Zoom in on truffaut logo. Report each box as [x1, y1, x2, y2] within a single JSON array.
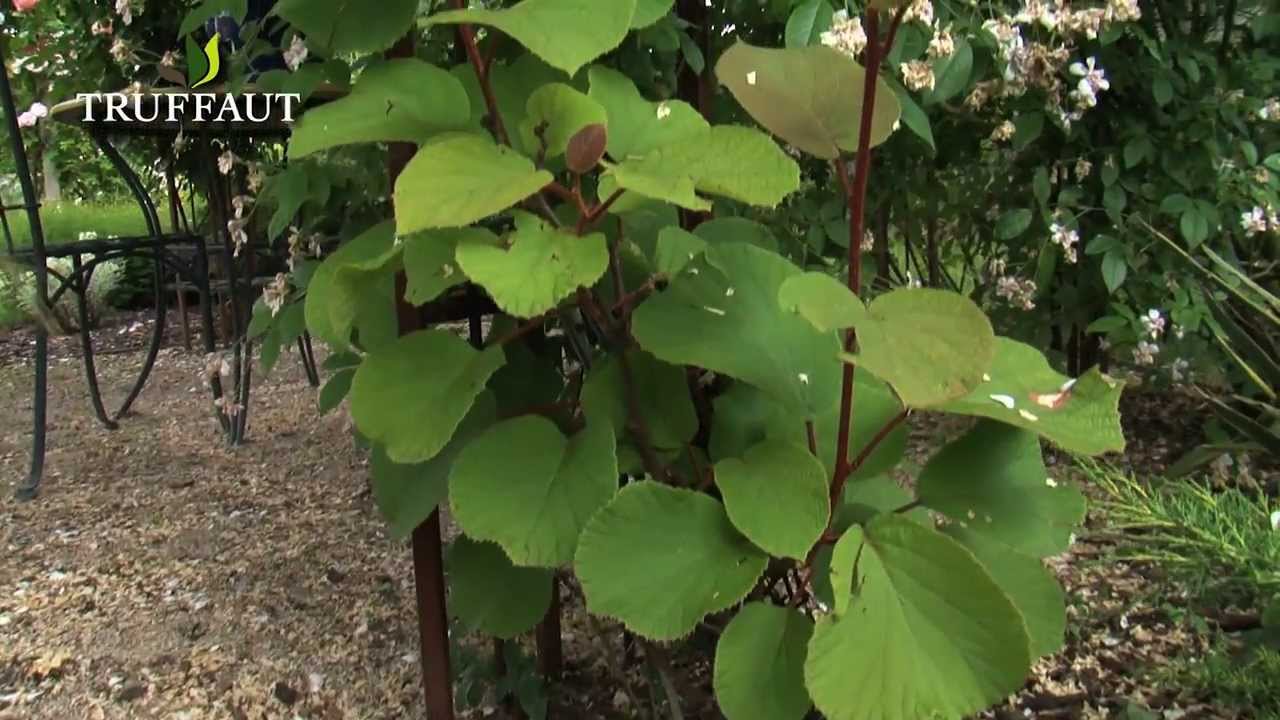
[[188, 32, 222, 89], [75, 32, 301, 125]]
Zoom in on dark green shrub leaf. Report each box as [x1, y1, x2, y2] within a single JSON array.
[[937, 337, 1126, 455], [918, 420, 1085, 557], [447, 536, 553, 639], [276, 0, 417, 54], [318, 368, 355, 415], [574, 482, 768, 641], [588, 65, 708, 162], [350, 330, 506, 464], [714, 603, 814, 720], [633, 243, 842, 417], [945, 526, 1067, 658], [581, 350, 698, 451], [805, 516, 1031, 720], [303, 221, 400, 352], [607, 125, 801, 210], [450, 417, 617, 568], [370, 391, 496, 539], [393, 133, 554, 233], [778, 271, 866, 333], [402, 228, 502, 306], [428, 0, 638, 76], [290, 60, 472, 157], [714, 440, 830, 559], [994, 209, 1033, 240], [785, 0, 835, 49], [455, 212, 609, 318]]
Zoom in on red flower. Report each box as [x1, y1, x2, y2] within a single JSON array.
[[12, 0, 41, 12]]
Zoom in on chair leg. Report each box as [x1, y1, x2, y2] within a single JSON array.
[[116, 256, 167, 419], [175, 274, 192, 351], [233, 339, 253, 445], [194, 240, 231, 435], [15, 329, 47, 501], [71, 256, 118, 430], [299, 333, 320, 388]]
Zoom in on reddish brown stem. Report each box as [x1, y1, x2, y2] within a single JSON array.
[[449, 0, 509, 146], [830, 9, 884, 506], [847, 410, 908, 477], [805, 420, 818, 457]]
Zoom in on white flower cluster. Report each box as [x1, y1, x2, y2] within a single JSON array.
[[283, 36, 309, 72], [1049, 222, 1080, 264], [287, 226, 324, 270], [901, 60, 935, 92], [262, 273, 289, 317], [1259, 98, 1280, 121], [1169, 357, 1190, 383], [115, 0, 136, 26], [989, 258, 1037, 310], [1132, 340, 1159, 366], [903, 0, 934, 26], [927, 25, 955, 59], [1140, 309, 1165, 340], [820, 10, 867, 58], [1068, 57, 1110, 110], [990, 120, 1016, 142], [1240, 205, 1277, 237]]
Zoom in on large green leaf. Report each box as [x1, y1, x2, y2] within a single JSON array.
[[654, 226, 708, 275], [394, 133, 554, 233], [427, 0, 638, 76], [778, 271, 865, 332], [455, 211, 609, 318], [290, 60, 471, 157], [844, 288, 995, 408], [402, 228, 502, 306], [574, 482, 768, 641], [450, 417, 617, 568], [452, 53, 570, 158], [607, 125, 801, 211], [708, 369, 905, 482], [805, 516, 1032, 720], [303, 221, 399, 352], [350, 330, 506, 464], [276, 0, 418, 54], [633, 243, 841, 417], [447, 536, 553, 639], [715, 440, 830, 559], [945, 526, 1067, 659], [371, 391, 498, 539], [937, 337, 1126, 455], [714, 603, 814, 720], [518, 83, 607, 159], [632, 0, 674, 27], [715, 41, 901, 160], [917, 420, 1085, 557], [587, 65, 708, 161], [581, 350, 698, 451]]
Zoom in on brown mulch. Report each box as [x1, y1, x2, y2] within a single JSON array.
[[0, 311, 1260, 719]]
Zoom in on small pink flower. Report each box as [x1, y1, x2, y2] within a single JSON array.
[[12, 0, 41, 13]]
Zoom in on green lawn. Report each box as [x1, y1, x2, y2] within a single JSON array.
[[2, 200, 159, 251], [1, 200, 162, 328]]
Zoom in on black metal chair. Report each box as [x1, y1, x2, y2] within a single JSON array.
[[0, 40, 223, 501]]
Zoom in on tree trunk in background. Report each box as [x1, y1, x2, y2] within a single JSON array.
[[41, 151, 59, 203]]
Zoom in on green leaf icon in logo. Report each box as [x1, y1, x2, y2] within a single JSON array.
[[186, 33, 221, 89]]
